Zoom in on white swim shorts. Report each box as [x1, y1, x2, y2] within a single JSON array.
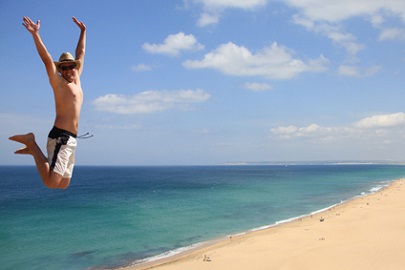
[[47, 126, 77, 178]]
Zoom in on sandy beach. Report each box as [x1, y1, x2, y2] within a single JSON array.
[[125, 179, 405, 270]]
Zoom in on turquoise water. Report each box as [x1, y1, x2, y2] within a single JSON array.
[[1, 164, 405, 269]]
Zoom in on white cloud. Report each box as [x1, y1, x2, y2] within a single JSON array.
[[189, 0, 405, 49], [338, 64, 381, 77], [271, 124, 336, 139], [354, 112, 405, 129], [93, 89, 210, 114], [198, 0, 267, 9], [293, 16, 364, 58], [143, 32, 204, 56], [271, 125, 299, 138], [190, 0, 405, 29], [243, 82, 272, 91], [132, 64, 153, 72], [337, 65, 360, 77], [327, 28, 364, 56], [183, 42, 329, 79], [190, 0, 267, 26], [379, 27, 405, 41], [187, 0, 405, 68], [271, 112, 405, 140], [285, 0, 405, 23], [198, 12, 220, 27], [289, 1, 405, 56]]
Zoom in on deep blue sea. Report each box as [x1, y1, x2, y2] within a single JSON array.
[[1, 164, 405, 270]]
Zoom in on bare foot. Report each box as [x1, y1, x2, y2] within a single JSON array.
[[9, 133, 36, 155], [14, 146, 31, 155], [9, 133, 35, 145]]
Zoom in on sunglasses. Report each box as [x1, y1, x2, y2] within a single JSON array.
[[60, 64, 76, 71]]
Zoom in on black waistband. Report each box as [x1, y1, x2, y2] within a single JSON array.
[[48, 126, 77, 139]]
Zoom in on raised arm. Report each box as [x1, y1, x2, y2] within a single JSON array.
[[72, 17, 86, 76], [22, 17, 57, 80]]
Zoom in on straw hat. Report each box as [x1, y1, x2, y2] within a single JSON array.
[[54, 52, 81, 69]]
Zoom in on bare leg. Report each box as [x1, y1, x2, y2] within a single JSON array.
[[9, 133, 65, 189]]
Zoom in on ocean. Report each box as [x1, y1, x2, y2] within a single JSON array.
[[1, 164, 405, 270]]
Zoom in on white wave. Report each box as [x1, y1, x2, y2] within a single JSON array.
[[131, 243, 203, 266]]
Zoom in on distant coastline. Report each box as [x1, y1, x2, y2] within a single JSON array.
[[2, 160, 405, 167], [223, 160, 405, 166]]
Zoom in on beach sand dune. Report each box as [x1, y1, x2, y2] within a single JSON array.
[[127, 179, 405, 270]]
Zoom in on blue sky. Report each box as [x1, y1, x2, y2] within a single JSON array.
[[1, 0, 405, 165]]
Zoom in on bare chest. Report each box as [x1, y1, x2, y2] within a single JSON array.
[[55, 81, 83, 110]]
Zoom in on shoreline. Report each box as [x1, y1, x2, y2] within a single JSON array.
[[121, 179, 404, 270]]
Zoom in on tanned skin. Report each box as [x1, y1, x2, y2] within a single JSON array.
[[9, 16, 86, 189]]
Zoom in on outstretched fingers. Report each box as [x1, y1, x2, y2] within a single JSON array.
[[22, 16, 31, 25], [72, 16, 86, 31], [22, 17, 40, 31]]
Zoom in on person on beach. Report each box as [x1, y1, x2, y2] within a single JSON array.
[[9, 16, 86, 189]]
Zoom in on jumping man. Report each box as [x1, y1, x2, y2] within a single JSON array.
[[9, 16, 86, 189]]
